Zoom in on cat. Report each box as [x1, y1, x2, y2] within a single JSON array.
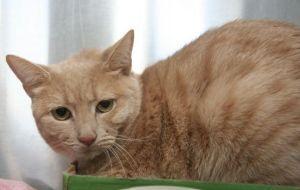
[[6, 20, 300, 185]]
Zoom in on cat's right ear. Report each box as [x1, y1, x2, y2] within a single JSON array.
[[6, 55, 50, 96], [102, 30, 134, 75]]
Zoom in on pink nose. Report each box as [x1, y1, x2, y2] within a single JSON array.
[[78, 135, 96, 146]]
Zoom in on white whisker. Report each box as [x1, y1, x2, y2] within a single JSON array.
[[64, 142, 77, 146], [109, 147, 126, 176], [104, 149, 113, 175], [117, 134, 155, 141], [113, 144, 135, 171], [115, 137, 145, 142], [114, 143, 138, 168], [97, 142, 114, 147]]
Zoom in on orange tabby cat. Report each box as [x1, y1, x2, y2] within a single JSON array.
[[6, 20, 300, 185]]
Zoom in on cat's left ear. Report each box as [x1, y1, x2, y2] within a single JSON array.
[[103, 30, 134, 75], [6, 55, 50, 96]]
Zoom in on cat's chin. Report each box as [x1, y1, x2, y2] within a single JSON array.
[[73, 150, 108, 174], [75, 149, 104, 162]]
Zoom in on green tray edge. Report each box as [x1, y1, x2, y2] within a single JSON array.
[[63, 172, 70, 190], [63, 172, 300, 190]]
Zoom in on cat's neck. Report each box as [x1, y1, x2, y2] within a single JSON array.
[[110, 64, 165, 176], [120, 65, 162, 138], [121, 64, 164, 139], [118, 60, 202, 178]]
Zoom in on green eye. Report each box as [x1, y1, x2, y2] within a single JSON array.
[[96, 99, 114, 113], [51, 107, 72, 121]]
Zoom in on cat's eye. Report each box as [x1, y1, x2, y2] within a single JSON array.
[[96, 99, 114, 113], [51, 107, 72, 121]]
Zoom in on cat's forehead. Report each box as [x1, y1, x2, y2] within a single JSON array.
[[43, 70, 118, 105], [49, 50, 111, 82], [51, 50, 105, 74], [51, 60, 98, 78], [44, 51, 119, 103]]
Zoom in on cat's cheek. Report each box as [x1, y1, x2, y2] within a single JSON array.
[[49, 142, 76, 160], [55, 145, 76, 160], [40, 131, 73, 158], [37, 117, 61, 137], [110, 103, 132, 124], [36, 116, 76, 159], [42, 130, 76, 159], [111, 111, 129, 124]]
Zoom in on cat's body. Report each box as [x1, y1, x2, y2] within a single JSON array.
[[6, 20, 300, 185]]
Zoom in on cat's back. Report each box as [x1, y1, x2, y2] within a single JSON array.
[[188, 20, 300, 129], [145, 20, 300, 184], [153, 20, 300, 118], [154, 20, 300, 84]]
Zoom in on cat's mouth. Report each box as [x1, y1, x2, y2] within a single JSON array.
[[68, 136, 117, 162], [72, 149, 109, 174], [75, 147, 105, 161], [75, 141, 115, 161]]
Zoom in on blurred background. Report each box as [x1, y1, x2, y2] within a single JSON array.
[[1, 0, 300, 189]]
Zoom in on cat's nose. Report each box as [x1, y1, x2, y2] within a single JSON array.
[[78, 135, 96, 146]]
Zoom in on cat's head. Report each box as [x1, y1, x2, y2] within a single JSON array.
[[6, 30, 142, 161]]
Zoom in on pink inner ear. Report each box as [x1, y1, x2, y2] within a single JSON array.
[[22, 66, 47, 85], [6, 55, 50, 98], [108, 55, 132, 75], [103, 30, 134, 75], [6, 55, 50, 87]]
